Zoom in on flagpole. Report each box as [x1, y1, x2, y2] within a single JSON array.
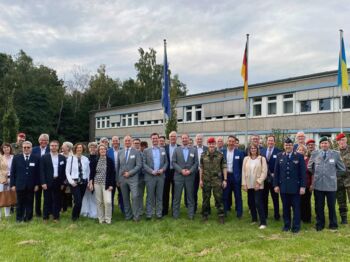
[[245, 34, 249, 148], [339, 30, 344, 133], [163, 39, 167, 132]]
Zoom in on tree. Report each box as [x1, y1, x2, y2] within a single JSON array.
[[2, 90, 19, 143]]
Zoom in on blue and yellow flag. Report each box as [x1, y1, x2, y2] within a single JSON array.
[[338, 35, 349, 91]]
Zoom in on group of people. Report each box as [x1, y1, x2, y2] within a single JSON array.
[[1, 130, 350, 233]]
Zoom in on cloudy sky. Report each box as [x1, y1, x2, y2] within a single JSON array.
[[0, 0, 349, 94]]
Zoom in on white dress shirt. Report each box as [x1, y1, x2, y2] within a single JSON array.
[[226, 149, 234, 173], [51, 153, 59, 178]]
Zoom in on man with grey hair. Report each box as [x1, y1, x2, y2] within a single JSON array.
[[11, 141, 40, 222], [293, 131, 306, 151], [32, 133, 50, 217], [100, 137, 110, 148]]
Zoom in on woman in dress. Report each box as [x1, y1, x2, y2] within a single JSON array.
[[0, 143, 14, 218], [242, 144, 268, 229], [80, 142, 98, 219], [89, 144, 115, 224], [65, 143, 90, 221], [297, 145, 312, 223]]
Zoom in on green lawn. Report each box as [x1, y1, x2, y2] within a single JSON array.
[[1, 194, 350, 262]]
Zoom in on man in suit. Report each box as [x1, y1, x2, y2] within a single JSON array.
[[162, 131, 178, 216], [172, 133, 198, 219], [293, 131, 306, 151], [118, 135, 142, 221], [274, 137, 306, 233], [191, 134, 208, 213], [40, 140, 66, 223], [143, 133, 168, 219], [308, 136, 346, 231], [222, 135, 245, 218], [261, 135, 281, 220], [216, 136, 225, 153], [10, 141, 40, 222], [107, 136, 124, 214], [133, 138, 145, 217], [32, 133, 50, 217], [159, 136, 166, 148]]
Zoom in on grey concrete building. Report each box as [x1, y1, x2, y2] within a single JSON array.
[[90, 70, 350, 145]]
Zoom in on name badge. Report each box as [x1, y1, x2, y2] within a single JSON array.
[[273, 155, 277, 158], [235, 156, 240, 159], [29, 163, 35, 167], [130, 155, 135, 159], [161, 152, 166, 156], [329, 159, 335, 163], [293, 160, 299, 164], [60, 161, 65, 165], [190, 153, 194, 157]]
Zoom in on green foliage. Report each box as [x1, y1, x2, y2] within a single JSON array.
[[271, 128, 288, 150], [2, 91, 19, 143]]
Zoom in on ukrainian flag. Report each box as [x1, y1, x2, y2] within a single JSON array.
[[338, 35, 349, 91]]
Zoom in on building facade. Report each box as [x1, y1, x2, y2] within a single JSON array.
[[90, 70, 350, 144]]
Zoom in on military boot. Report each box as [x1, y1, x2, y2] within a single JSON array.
[[341, 216, 348, 224]]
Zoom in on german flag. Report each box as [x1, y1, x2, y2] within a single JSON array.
[[241, 40, 248, 100]]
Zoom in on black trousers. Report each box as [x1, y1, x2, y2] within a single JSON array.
[[263, 180, 280, 219], [314, 190, 338, 230], [35, 186, 42, 216], [16, 188, 34, 222], [43, 181, 62, 220], [163, 169, 175, 216], [248, 189, 266, 225], [70, 182, 87, 220], [300, 188, 312, 223]]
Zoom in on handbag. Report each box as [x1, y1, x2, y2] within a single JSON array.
[[0, 190, 16, 207]]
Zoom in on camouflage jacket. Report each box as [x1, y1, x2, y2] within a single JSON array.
[[200, 150, 227, 179], [339, 146, 350, 185]]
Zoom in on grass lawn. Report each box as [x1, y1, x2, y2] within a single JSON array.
[[1, 193, 350, 262]]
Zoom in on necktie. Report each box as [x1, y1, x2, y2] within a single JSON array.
[[78, 157, 83, 180], [125, 148, 129, 162], [267, 149, 272, 161], [25, 155, 29, 163], [323, 151, 327, 160]]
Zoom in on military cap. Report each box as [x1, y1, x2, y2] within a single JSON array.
[[336, 133, 346, 141], [17, 132, 26, 138], [284, 137, 293, 144], [207, 137, 216, 144], [306, 139, 315, 145], [319, 136, 329, 143]]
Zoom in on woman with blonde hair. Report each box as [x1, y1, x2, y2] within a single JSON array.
[[0, 143, 14, 218], [242, 144, 268, 229]]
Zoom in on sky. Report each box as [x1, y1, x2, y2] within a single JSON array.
[[0, 0, 349, 94]]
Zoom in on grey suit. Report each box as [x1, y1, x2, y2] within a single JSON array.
[[172, 146, 198, 218], [137, 152, 145, 217], [143, 147, 168, 218], [118, 147, 142, 220]]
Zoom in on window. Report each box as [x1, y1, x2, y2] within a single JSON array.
[[96, 118, 101, 129], [106, 120, 110, 128], [184, 105, 202, 122], [121, 115, 126, 127], [319, 98, 331, 111], [154, 120, 159, 124], [300, 100, 312, 113], [343, 96, 350, 109], [283, 94, 294, 114], [267, 96, 277, 115], [253, 97, 262, 116]]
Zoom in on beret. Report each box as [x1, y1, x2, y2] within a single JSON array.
[[319, 136, 329, 143], [336, 133, 346, 141], [17, 132, 26, 138], [306, 139, 315, 145], [207, 137, 216, 144]]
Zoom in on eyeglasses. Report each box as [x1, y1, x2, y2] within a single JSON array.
[[23, 147, 31, 149]]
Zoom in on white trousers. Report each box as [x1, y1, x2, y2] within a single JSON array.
[[94, 184, 112, 223]]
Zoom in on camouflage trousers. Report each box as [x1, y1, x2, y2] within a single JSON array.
[[336, 182, 350, 217], [202, 177, 224, 217]]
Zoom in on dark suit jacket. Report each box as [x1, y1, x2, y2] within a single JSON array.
[[273, 151, 306, 194], [164, 144, 180, 175], [32, 146, 50, 157], [222, 148, 245, 181], [260, 147, 281, 175], [90, 156, 116, 189], [10, 154, 40, 190], [40, 154, 66, 188]]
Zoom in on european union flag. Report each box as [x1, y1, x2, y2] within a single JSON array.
[[162, 39, 171, 120]]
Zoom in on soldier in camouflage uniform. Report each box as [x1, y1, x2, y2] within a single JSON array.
[[11, 132, 26, 155], [336, 133, 350, 224], [200, 137, 227, 224]]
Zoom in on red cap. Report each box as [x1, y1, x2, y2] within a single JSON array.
[[306, 139, 315, 145], [207, 137, 216, 144], [336, 133, 346, 141], [17, 132, 26, 138]]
